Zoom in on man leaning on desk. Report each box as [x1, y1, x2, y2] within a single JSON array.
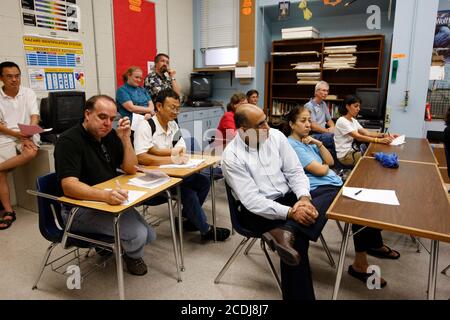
[[54, 95, 156, 276], [133, 88, 230, 242]]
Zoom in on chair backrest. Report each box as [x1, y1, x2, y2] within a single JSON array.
[[224, 181, 258, 238], [36, 172, 64, 243]]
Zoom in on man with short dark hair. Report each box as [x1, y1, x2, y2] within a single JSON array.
[[54, 95, 156, 275], [0, 61, 40, 230], [144, 53, 181, 103], [134, 88, 230, 242], [222, 104, 320, 300]]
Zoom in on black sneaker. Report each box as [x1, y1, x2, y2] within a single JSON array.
[[175, 217, 199, 232], [201, 226, 231, 242], [123, 255, 148, 276]]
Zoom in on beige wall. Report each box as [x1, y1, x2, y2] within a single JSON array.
[[0, 0, 193, 206], [0, 0, 193, 98]]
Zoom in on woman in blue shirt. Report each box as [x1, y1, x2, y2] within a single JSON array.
[[286, 105, 399, 288], [116, 66, 155, 124]]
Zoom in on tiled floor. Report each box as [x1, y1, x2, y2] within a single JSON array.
[[0, 182, 449, 300]]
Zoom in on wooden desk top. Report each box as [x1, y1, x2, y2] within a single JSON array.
[[365, 137, 437, 164], [142, 155, 221, 178], [327, 157, 450, 242], [433, 146, 447, 168], [59, 175, 182, 214]]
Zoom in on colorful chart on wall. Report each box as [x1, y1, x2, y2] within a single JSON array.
[[23, 36, 85, 91], [113, 0, 156, 87], [21, 0, 80, 33]]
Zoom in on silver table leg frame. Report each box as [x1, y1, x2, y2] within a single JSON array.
[[427, 240, 439, 300], [113, 216, 125, 300], [176, 185, 185, 271], [210, 166, 217, 242], [166, 190, 182, 282], [332, 222, 351, 300], [319, 234, 335, 268], [32, 242, 58, 289]]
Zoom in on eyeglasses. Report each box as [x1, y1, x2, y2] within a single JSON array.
[[3, 74, 20, 80], [101, 143, 111, 163], [165, 105, 180, 113]]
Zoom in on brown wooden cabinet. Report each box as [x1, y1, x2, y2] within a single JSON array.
[[268, 34, 384, 123]]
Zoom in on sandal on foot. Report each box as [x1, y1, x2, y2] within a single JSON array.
[[367, 245, 400, 260], [348, 265, 387, 288], [0, 211, 16, 230]]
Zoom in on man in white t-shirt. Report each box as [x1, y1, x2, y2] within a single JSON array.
[[0, 61, 40, 230], [134, 88, 230, 242]]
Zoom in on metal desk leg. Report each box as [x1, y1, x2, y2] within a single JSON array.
[[176, 185, 185, 271], [332, 222, 351, 300], [166, 190, 182, 282], [114, 216, 125, 300], [427, 240, 439, 300], [210, 165, 217, 242]]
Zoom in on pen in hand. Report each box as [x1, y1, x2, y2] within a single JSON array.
[[354, 189, 363, 196], [115, 179, 129, 201]]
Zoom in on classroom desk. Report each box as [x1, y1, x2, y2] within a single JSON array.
[[59, 174, 182, 300], [142, 154, 222, 271], [365, 137, 437, 164], [327, 157, 450, 300]]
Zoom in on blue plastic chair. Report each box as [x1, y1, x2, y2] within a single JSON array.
[[30, 172, 114, 290], [213, 181, 282, 293]]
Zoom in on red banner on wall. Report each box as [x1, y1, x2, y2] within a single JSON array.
[[113, 0, 156, 87]]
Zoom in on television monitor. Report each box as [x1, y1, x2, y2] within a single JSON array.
[[40, 91, 86, 134], [355, 88, 382, 120], [189, 73, 213, 101]]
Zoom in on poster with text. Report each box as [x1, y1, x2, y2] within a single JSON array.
[[434, 10, 450, 63]]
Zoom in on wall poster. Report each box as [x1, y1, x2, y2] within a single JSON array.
[[23, 36, 85, 91], [21, 0, 80, 33]]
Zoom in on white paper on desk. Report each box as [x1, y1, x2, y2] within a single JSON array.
[[135, 166, 170, 179], [128, 175, 170, 189], [131, 113, 145, 132], [343, 187, 400, 206], [85, 189, 147, 205], [390, 134, 405, 146], [18, 123, 52, 135], [160, 158, 205, 169]]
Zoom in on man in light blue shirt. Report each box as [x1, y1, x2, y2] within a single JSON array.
[[304, 81, 335, 153]]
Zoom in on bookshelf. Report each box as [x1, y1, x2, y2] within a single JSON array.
[[268, 34, 384, 124]]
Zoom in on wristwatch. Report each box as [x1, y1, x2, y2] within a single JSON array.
[[171, 77, 176, 81]]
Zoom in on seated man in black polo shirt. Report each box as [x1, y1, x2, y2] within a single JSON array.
[[54, 95, 156, 276]]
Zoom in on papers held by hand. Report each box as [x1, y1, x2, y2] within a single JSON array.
[[18, 123, 52, 136], [342, 187, 400, 206], [160, 158, 206, 169], [390, 135, 405, 146]]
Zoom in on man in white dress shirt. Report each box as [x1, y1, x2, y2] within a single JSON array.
[[221, 104, 320, 300], [0, 61, 40, 230]]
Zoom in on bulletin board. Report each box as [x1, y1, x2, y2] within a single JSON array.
[[113, 0, 157, 87]]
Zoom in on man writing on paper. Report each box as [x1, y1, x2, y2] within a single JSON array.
[[134, 88, 230, 242], [0, 61, 40, 230], [54, 95, 156, 276]]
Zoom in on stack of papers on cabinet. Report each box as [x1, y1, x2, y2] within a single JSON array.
[[291, 61, 321, 70], [282, 26, 319, 40], [323, 52, 357, 70], [296, 72, 321, 85], [324, 45, 357, 54]]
